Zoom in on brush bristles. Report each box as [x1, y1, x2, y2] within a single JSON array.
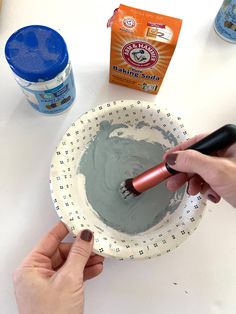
[[119, 178, 140, 200]]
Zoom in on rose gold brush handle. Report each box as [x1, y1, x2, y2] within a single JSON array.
[[132, 162, 172, 193]]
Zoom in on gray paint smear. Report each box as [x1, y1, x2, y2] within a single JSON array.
[[78, 121, 184, 235]]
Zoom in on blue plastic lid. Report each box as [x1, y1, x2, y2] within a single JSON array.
[[5, 25, 69, 82]]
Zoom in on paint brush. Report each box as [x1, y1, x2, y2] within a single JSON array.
[[119, 124, 236, 200]]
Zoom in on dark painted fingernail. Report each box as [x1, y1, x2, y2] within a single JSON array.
[[80, 229, 93, 242], [166, 153, 177, 166], [207, 194, 218, 203]]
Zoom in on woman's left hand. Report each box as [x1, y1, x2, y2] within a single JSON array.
[[13, 222, 104, 314]]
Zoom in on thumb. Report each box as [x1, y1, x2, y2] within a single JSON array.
[[62, 229, 93, 276], [166, 150, 218, 183]]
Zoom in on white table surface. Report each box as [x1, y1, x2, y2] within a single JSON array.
[[1, 0, 236, 313]]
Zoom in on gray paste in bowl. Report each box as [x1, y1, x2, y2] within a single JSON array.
[[78, 121, 184, 234]]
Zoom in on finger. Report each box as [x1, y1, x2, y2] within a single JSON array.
[[34, 222, 69, 258], [187, 175, 204, 195], [163, 134, 207, 160], [86, 255, 105, 267], [59, 242, 72, 259], [84, 263, 103, 281], [165, 150, 220, 185], [166, 172, 189, 192], [187, 177, 221, 203], [201, 182, 221, 203], [52, 244, 102, 271], [51, 243, 72, 270], [61, 229, 94, 277]]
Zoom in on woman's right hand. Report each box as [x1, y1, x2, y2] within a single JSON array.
[[164, 135, 236, 207]]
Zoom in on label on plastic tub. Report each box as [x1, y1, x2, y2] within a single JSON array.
[[20, 70, 75, 114], [5, 25, 76, 114], [214, 0, 236, 43]]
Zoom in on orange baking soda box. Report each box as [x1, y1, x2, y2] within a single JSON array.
[[108, 4, 182, 94]]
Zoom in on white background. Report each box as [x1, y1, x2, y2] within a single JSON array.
[[0, 0, 236, 313]]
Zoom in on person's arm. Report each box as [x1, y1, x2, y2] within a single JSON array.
[[14, 222, 104, 314], [164, 136, 236, 207]]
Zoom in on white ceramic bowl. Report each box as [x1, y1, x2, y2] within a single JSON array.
[[50, 100, 206, 260]]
